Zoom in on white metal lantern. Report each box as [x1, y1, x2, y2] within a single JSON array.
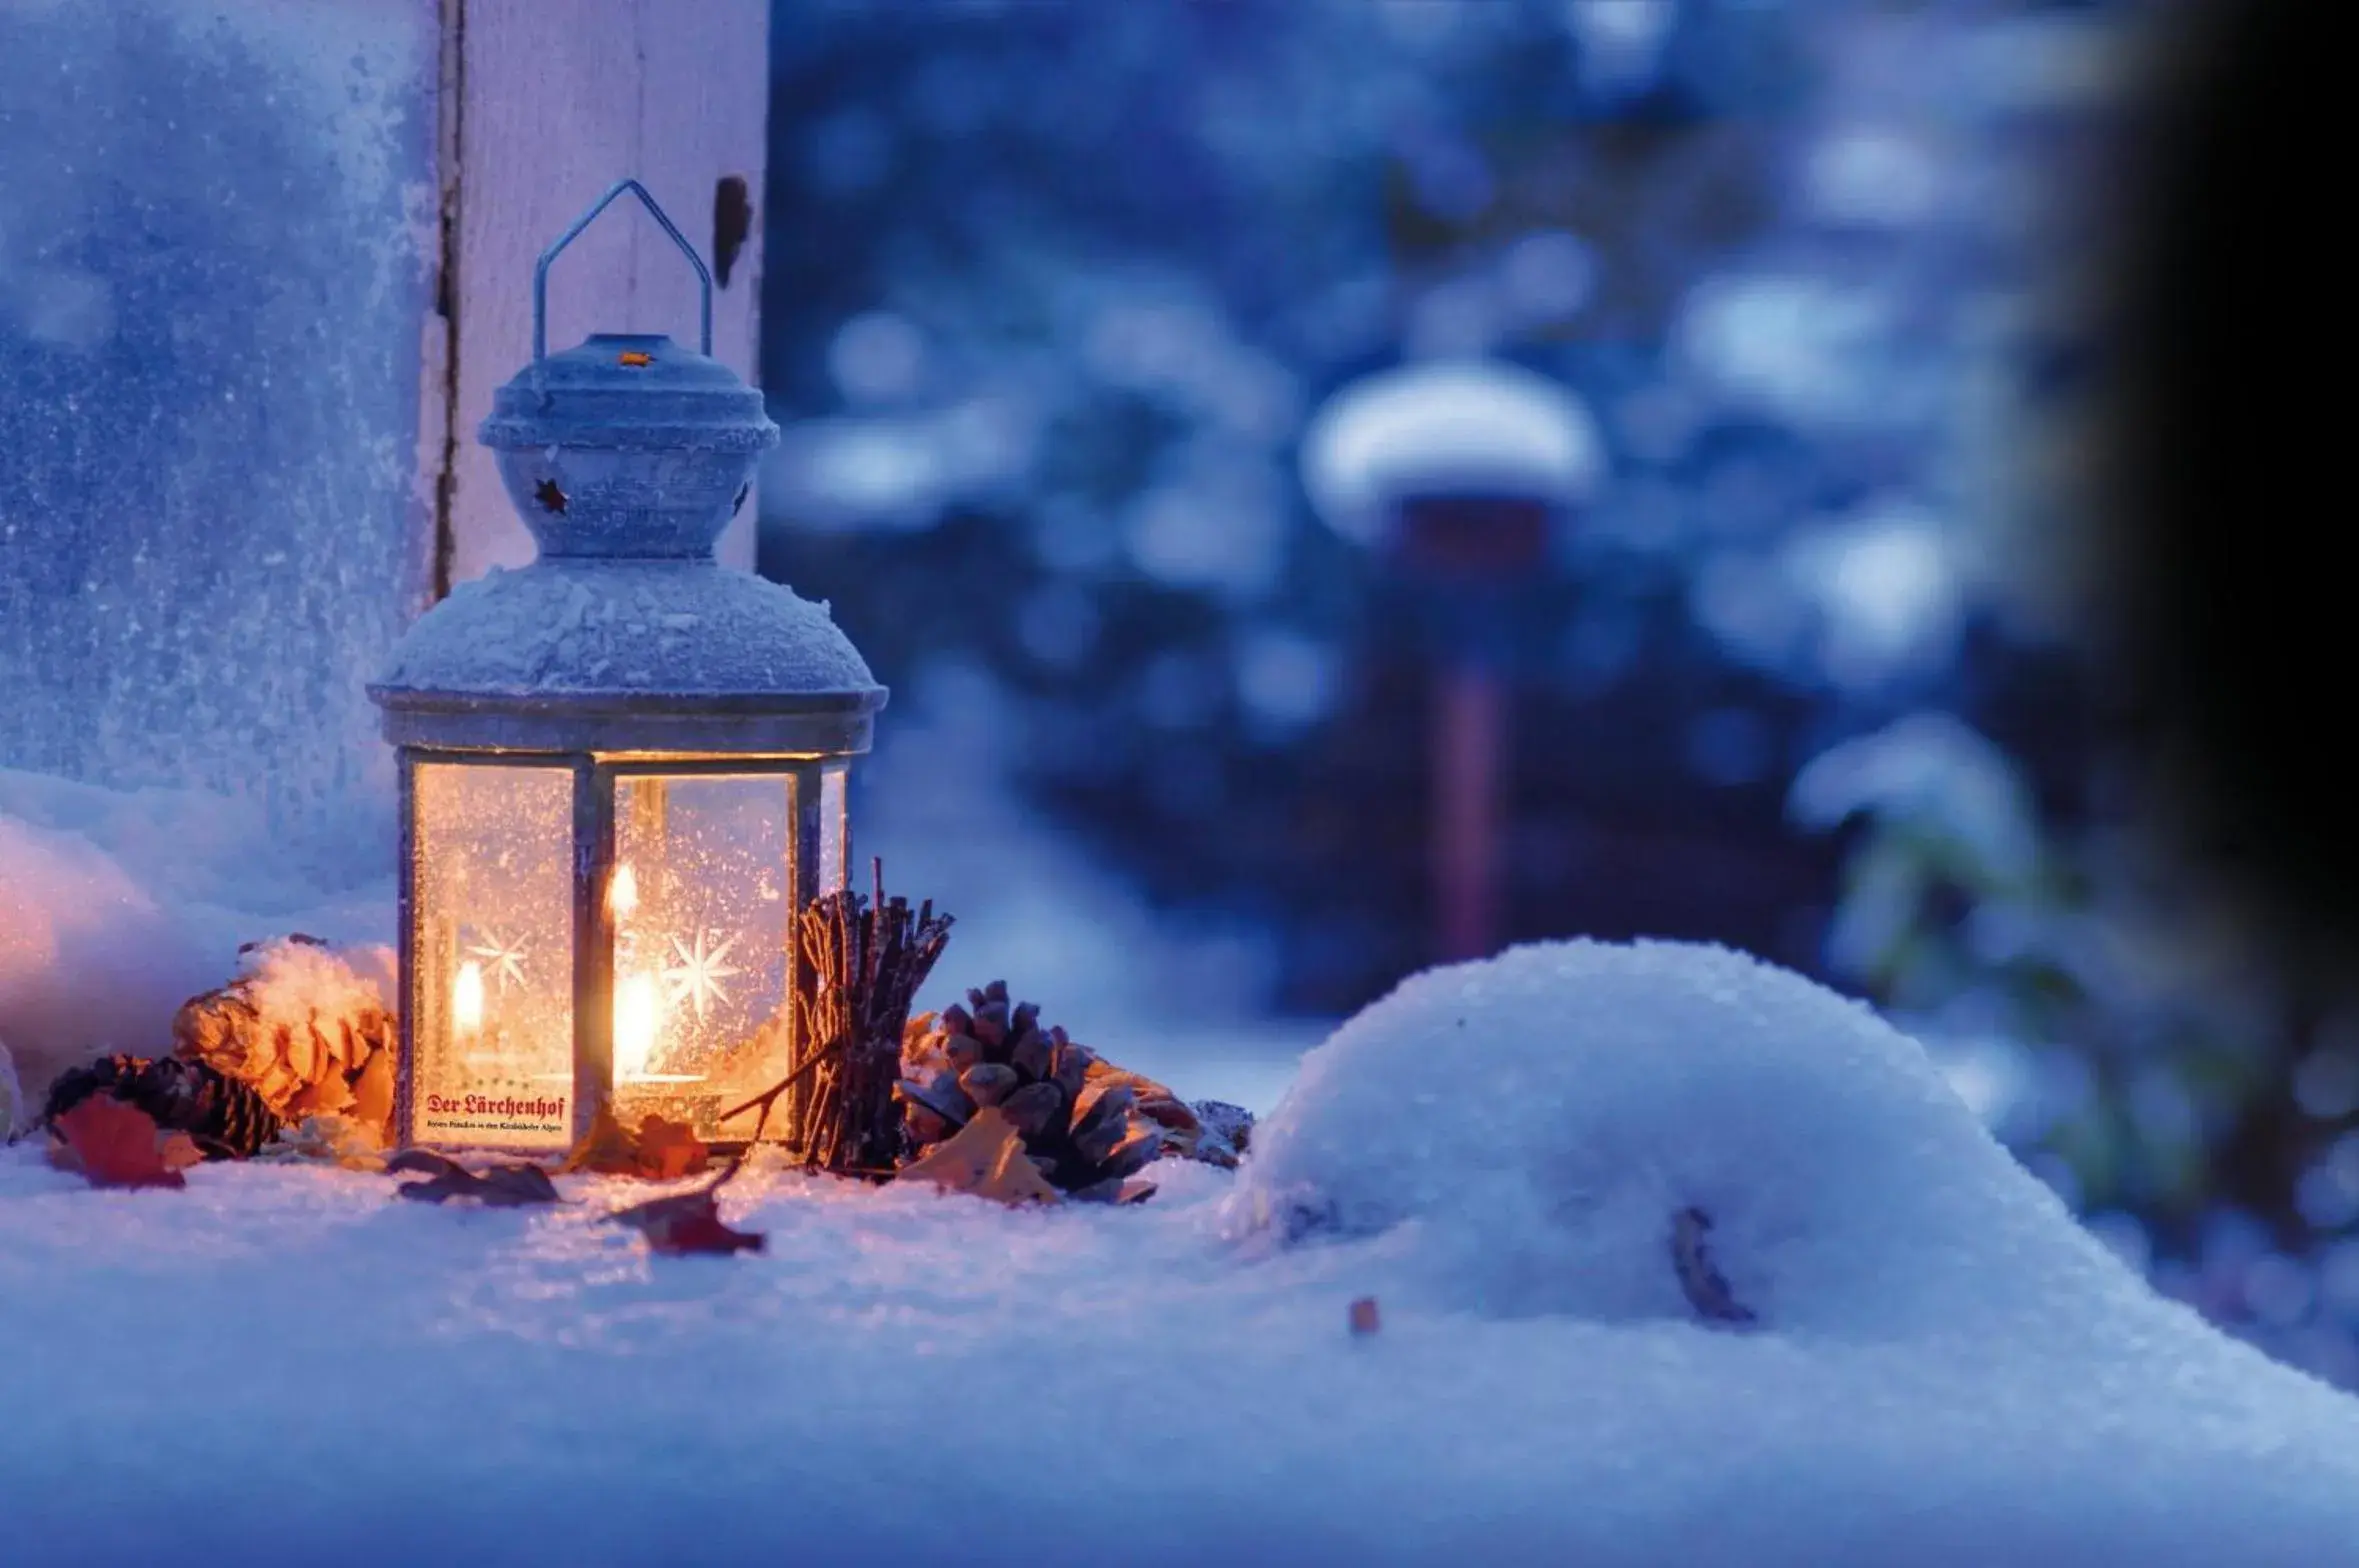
[[366, 181, 886, 1152]]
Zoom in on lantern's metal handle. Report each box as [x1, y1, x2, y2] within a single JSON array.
[[532, 178, 714, 361]]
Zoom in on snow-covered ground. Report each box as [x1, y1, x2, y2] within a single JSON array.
[[7, 938, 2359, 1565]]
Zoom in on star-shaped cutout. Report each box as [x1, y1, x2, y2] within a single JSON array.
[[465, 928, 529, 993], [662, 929, 742, 1022]]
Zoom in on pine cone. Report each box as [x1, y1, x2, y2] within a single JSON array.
[[173, 934, 397, 1132], [897, 982, 1165, 1200], [42, 1053, 282, 1160], [1187, 1099, 1254, 1170]]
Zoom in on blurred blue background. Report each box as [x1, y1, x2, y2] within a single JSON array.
[[747, 0, 2359, 1389]]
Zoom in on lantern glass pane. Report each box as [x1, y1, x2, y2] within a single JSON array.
[[612, 773, 794, 1138], [411, 762, 575, 1150], [819, 764, 849, 893]]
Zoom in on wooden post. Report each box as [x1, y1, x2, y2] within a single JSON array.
[[436, 0, 773, 586]]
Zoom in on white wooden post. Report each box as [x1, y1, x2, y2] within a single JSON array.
[[439, 0, 773, 583]]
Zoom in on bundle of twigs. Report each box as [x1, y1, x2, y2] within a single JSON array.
[[722, 861, 952, 1173]]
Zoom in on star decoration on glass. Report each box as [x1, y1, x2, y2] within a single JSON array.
[[465, 928, 529, 993], [662, 929, 743, 1022]]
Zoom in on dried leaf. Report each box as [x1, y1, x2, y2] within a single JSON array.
[[633, 1115, 710, 1180], [561, 1104, 642, 1175], [1671, 1206, 1756, 1328], [156, 1132, 206, 1172], [606, 1186, 765, 1256], [562, 1105, 711, 1180], [47, 1097, 191, 1190], [390, 1148, 562, 1207], [894, 1106, 1059, 1207]]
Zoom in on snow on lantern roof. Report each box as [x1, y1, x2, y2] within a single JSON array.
[[369, 179, 886, 756], [1299, 358, 1604, 546], [378, 560, 877, 698]]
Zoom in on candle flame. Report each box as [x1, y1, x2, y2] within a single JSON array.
[[608, 862, 638, 918], [453, 960, 485, 1039], [614, 972, 662, 1080]]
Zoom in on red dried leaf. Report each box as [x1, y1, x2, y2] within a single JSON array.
[[560, 1105, 642, 1176], [632, 1114, 710, 1181], [561, 1106, 710, 1180], [47, 1096, 193, 1190], [607, 1185, 765, 1256]]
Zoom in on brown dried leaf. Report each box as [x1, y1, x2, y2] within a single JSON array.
[[894, 1105, 1059, 1207], [390, 1148, 562, 1207], [606, 1184, 765, 1256]]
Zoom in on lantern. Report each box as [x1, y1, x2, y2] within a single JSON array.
[[367, 180, 887, 1153]]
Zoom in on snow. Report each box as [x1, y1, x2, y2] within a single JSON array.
[[373, 559, 879, 698], [1299, 358, 1604, 546], [0, 768, 390, 1094], [6, 937, 2359, 1563]]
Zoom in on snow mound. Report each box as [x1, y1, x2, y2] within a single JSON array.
[[1230, 940, 2222, 1345], [7, 943, 2359, 1563], [0, 770, 393, 1095], [0, 808, 206, 1094]]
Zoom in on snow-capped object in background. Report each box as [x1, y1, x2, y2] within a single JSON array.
[[1298, 358, 1604, 548], [1230, 939, 2204, 1340], [368, 180, 887, 1156]]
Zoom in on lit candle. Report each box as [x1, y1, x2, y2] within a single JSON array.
[[614, 972, 662, 1081], [453, 959, 485, 1048], [608, 861, 638, 920]]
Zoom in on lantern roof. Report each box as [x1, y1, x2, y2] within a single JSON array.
[[369, 179, 886, 756], [479, 330, 776, 456]]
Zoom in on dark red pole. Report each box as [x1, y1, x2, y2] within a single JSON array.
[[1432, 658, 1505, 961], [1396, 492, 1550, 967]]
